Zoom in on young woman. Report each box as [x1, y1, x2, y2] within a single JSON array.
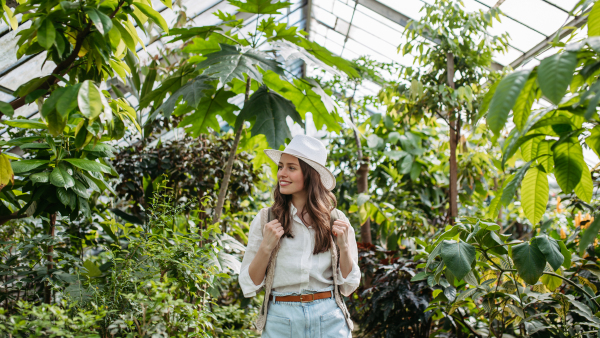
[[239, 134, 361, 337]]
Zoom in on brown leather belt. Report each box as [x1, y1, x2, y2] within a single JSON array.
[[269, 291, 333, 303]]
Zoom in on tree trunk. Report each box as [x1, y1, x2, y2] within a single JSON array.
[[447, 52, 458, 225], [213, 78, 251, 229], [44, 213, 56, 304]]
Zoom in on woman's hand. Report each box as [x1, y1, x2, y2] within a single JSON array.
[[332, 219, 351, 250], [260, 219, 284, 253]]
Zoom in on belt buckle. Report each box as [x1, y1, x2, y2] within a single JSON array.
[[300, 294, 314, 303]]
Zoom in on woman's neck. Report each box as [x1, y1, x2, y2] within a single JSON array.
[[291, 191, 307, 216]]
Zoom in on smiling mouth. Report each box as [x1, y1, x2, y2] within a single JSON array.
[[280, 181, 291, 186]]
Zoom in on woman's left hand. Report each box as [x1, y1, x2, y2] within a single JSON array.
[[332, 219, 351, 250]]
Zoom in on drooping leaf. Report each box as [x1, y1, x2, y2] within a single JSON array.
[[537, 52, 577, 105], [0, 101, 14, 117], [2, 119, 48, 130], [229, 0, 291, 14], [152, 75, 214, 120], [588, 0, 600, 37], [46, 110, 67, 136], [585, 125, 600, 158], [559, 240, 571, 268], [521, 165, 548, 226], [487, 69, 531, 135], [85, 8, 112, 35], [540, 271, 562, 291], [521, 134, 544, 162], [11, 160, 49, 173], [78, 80, 103, 119], [132, 2, 169, 33], [439, 239, 476, 281], [166, 25, 222, 43], [575, 167, 594, 203], [56, 83, 82, 117], [513, 76, 539, 131], [534, 235, 564, 271], [178, 89, 239, 136], [512, 241, 546, 285], [553, 138, 585, 193], [0, 154, 14, 189], [235, 85, 303, 149], [50, 166, 75, 188], [196, 44, 283, 85], [63, 159, 111, 174], [500, 161, 532, 207], [82, 260, 102, 277], [537, 139, 555, 173], [37, 19, 56, 49], [580, 216, 600, 256], [30, 172, 50, 183]]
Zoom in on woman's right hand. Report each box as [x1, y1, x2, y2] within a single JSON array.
[[260, 219, 284, 253]]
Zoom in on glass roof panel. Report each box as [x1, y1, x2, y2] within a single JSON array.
[[376, 0, 425, 21], [500, 0, 568, 36], [488, 15, 545, 51], [544, 0, 580, 12]]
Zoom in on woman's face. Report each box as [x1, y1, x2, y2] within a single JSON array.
[[277, 154, 304, 194]]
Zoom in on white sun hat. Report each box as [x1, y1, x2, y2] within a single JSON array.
[[264, 134, 336, 191]]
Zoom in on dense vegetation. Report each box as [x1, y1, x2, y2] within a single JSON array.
[[3, 0, 600, 337]]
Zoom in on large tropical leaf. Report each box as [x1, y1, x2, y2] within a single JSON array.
[[585, 125, 600, 158], [0, 154, 14, 189], [63, 159, 111, 174], [589, 1, 600, 37], [235, 85, 303, 149], [229, 0, 291, 14], [553, 138, 584, 193], [78, 80, 103, 120], [11, 160, 49, 173], [521, 165, 548, 226], [50, 166, 75, 188], [580, 216, 600, 256], [297, 38, 359, 78], [487, 69, 531, 135], [512, 241, 546, 284], [534, 235, 564, 271], [500, 162, 532, 207], [537, 139, 555, 173], [196, 44, 283, 85], [440, 239, 476, 281], [178, 89, 239, 137], [513, 76, 539, 131], [537, 52, 577, 105], [263, 71, 340, 132], [521, 135, 544, 161], [152, 75, 214, 120], [575, 167, 593, 203]]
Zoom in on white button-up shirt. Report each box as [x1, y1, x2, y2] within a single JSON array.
[[239, 203, 361, 298]]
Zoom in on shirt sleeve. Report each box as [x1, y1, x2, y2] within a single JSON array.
[[334, 210, 361, 297], [238, 209, 266, 298]]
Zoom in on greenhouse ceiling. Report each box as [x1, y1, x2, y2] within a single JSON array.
[[0, 0, 591, 145]]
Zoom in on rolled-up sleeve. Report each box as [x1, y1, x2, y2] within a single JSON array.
[[239, 209, 266, 298], [335, 211, 361, 297]]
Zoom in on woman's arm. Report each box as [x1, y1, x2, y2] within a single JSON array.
[[248, 217, 284, 284], [332, 212, 361, 296]]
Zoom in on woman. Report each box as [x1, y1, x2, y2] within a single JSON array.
[[239, 134, 361, 337]]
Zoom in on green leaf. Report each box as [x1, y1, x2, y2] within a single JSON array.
[[2, 119, 47, 129], [553, 138, 584, 193], [585, 125, 600, 158], [521, 165, 548, 225], [235, 85, 303, 149], [534, 235, 564, 271], [30, 172, 50, 183], [63, 159, 111, 174], [78, 80, 103, 119], [575, 167, 593, 203], [46, 110, 66, 136], [588, 0, 600, 37], [0, 101, 14, 117], [229, 0, 291, 14], [196, 44, 284, 85], [538, 52, 577, 105], [439, 239, 476, 281], [486, 194, 502, 219], [511, 241, 546, 285], [132, 3, 169, 33], [82, 260, 102, 277], [37, 19, 56, 49], [541, 272, 562, 291], [152, 75, 214, 120], [50, 166, 75, 188], [85, 8, 112, 35], [297, 38, 359, 78], [513, 76, 539, 131], [166, 25, 222, 43], [72, 179, 91, 199], [56, 84, 82, 117], [501, 161, 532, 207], [487, 69, 531, 135], [178, 89, 239, 136], [56, 187, 70, 206], [537, 139, 555, 173], [140, 61, 157, 103], [41, 87, 67, 118], [11, 160, 49, 173], [580, 216, 600, 256], [559, 240, 571, 268]]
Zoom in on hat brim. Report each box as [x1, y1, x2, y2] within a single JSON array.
[[264, 149, 336, 191]]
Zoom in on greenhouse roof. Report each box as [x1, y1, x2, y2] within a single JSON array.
[[0, 0, 595, 165]]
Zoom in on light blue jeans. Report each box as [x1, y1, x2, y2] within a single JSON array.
[[262, 287, 352, 338]]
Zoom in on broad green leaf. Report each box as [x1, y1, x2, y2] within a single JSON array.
[[440, 239, 476, 281], [553, 138, 584, 193], [585, 125, 600, 158], [512, 241, 546, 284], [85, 8, 112, 35], [534, 235, 564, 271], [559, 240, 571, 268], [50, 166, 75, 188], [183, 34, 237, 55], [30, 172, 50, 183], [178, 89, 239, 136], [541, 271, 562, 291], [11, 160, 49, 173], [0, 101, 14, 117], [501, 162, 532, 207], [235, 85, 303, 149], [0, 154, 13, 189], [37, 19, 56, 49], [63, 159, 111, 174], [538, 52, 577, 105], [72, 179, 91, 199], [575, 167, 593, 202], [152, 75, 214, 120], [580, 216, 600, 256], [2, 119, 47, 129], [486, 194, 502, 219], [229, 0, 291, 14], [487, 69, 531, 135], [133, 3, 169, 33], [521, 166, 548, 226], [521, 135, 544, 161], [56, 84, 82, 117], [263, 72, 340, 132], [297, 38, 359, 78], [78, 80, 103, 119], [196, 44, 283, 85], [56, 187, 70, 206], [537, 139, 555, 172], [82, 260, 102, 277], [140, 60, 157, 103], [589, 0, 600, 37], [513, 76, 539, 131], [41, 87, 67, 118], [46, 110, 67, 136]]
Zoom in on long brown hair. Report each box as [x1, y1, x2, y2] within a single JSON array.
[[272, 158, 337, 254]]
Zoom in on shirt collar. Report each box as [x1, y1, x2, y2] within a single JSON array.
[[290, 202, 298, 217]]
